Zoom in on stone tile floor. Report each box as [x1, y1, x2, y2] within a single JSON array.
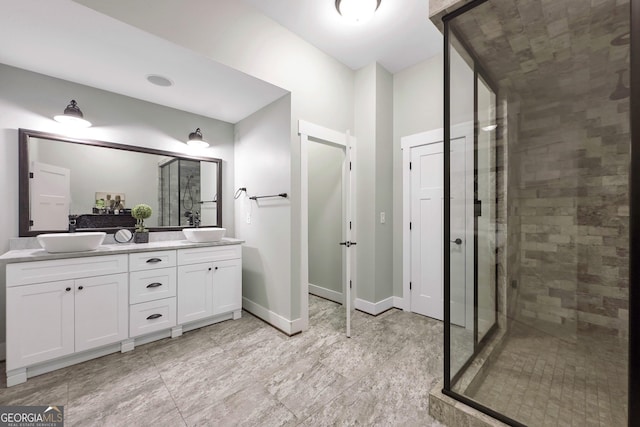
[[465, 321, 628, 427], [0, 295, 446, 426]]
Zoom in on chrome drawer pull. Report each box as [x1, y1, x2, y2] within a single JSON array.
[[146, 282, 163, 288], [146, 313, 163, 320], [146, 258, 162, 263]]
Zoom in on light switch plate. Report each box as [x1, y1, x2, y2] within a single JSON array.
[[380, 212, 386, 224]]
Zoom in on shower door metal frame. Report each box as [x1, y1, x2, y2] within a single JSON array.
[[630, 0, 639, 423], [444, 22, 502, 392], [443, 1, 525, 426]]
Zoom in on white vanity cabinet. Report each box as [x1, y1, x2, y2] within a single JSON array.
[[3, 240, 243, 386], [128, 251, 177, 338], [177, 245, 242, 324], [6, 255, 129, 377]]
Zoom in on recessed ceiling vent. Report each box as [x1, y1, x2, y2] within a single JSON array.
[[146, 74, 173, 87]]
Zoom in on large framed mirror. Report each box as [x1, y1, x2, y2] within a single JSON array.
[[19, 128, 222, 237]]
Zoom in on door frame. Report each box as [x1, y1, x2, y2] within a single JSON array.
[[298, 120, 357, 335], [402, 123, 474, 320]]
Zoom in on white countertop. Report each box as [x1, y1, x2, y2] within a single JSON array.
[[0, 238, 244, 263]]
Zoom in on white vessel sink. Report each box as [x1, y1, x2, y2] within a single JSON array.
[[183, 227, 226, 243], [37, 232, 106, 253]]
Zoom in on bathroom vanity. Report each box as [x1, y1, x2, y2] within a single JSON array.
[[1, 238, 243, 387]]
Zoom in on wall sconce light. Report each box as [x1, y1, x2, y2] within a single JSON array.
[[53, 100, 92, 127], [335, 0, 381, 23], [187, 128, 209, 148]]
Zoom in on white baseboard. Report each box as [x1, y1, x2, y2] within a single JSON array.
[[242, 297, 299, 335], [393, 296, 404, 309], [309, 283, 343, 304], [354, 296, 394, 316]]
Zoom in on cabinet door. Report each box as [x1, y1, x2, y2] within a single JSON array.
[[177, 263, 213, 324], [6, 280, 74, 370], [212, 259, 242, 315], [75, 273, 128, 352]]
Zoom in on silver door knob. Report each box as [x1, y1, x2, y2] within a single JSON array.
[[450, 238, 462, 245]]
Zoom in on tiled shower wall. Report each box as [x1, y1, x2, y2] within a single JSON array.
[[503, 96, 521, 325], [450, 0, 630, 339], [514, 93, 629, 338]]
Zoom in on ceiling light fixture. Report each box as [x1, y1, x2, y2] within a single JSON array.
[[335, 0, 381, 23], [481, 124, 498, 132], [53, 100, 92, 127], [187, 128, 209, 148]]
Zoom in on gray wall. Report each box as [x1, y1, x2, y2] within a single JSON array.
[[0, 63, 235, 351], [374, 64, 394, 302], [234, 95, 292, 321], [392, 53, 444, 298], [355, 64, 377, 303], [355, 62, 394, 305], [308, 142, 344, 296]]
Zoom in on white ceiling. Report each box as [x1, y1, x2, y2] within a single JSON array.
[[242, 0, 443, 73], [0, 0, 442, 124], [0, 0, 288, 124]]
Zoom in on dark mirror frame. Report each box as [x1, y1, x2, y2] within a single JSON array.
[[18, 128, 223, 237]]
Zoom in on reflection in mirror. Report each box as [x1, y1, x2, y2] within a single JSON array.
[[158, 158, 218, 226], [114, 229, 133, 243], [20, 129, 222, 236]]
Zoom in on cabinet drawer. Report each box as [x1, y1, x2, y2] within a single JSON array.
[[177, 245, 241, 266], [129, 251, 176, 271], [7, 255, 128, 287], [129, 298, 176, 337], [129, 267, 177, 304]]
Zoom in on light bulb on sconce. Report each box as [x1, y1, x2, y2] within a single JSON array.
[[187, 128, 209, 148], [53, 100, 92, 128], [335, 0, 381, 23]]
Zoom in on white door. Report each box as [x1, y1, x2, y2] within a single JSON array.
[[410, 143, 444, 319], [406, 133, 473, 327], [75, 273, 128, 352], [6, 280, 75, 370], [310, 138, 355, 336], [30, 161, 70, 230], [300, 121, 356, 338]]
